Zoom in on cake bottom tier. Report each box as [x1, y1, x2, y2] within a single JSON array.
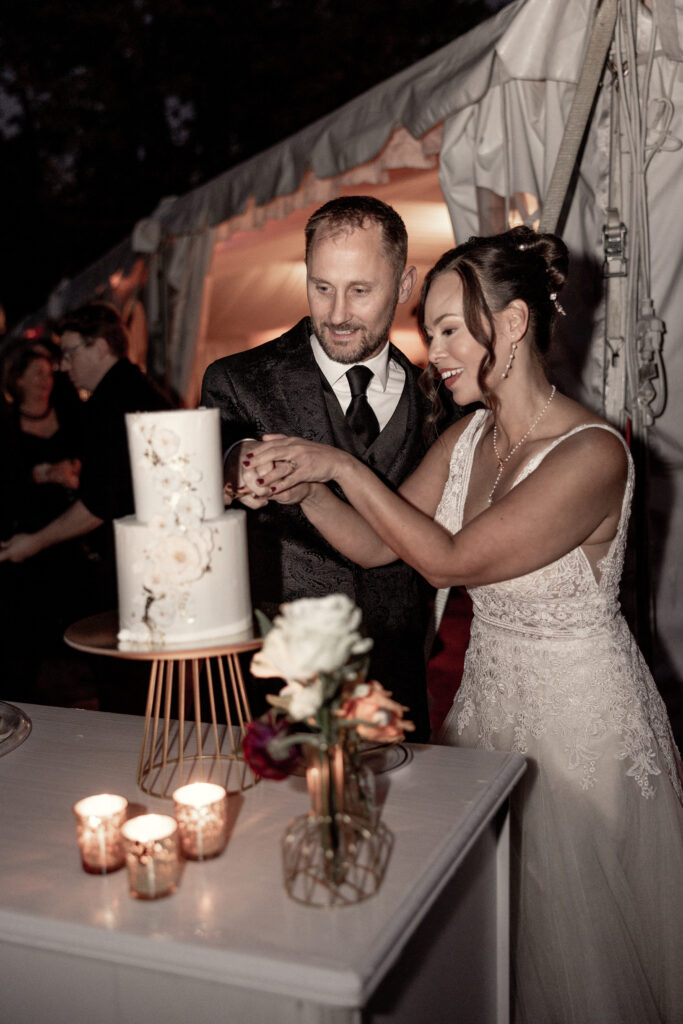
[[114, 509, 252, 646]]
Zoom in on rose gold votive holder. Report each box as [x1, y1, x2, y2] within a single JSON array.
[[172, 782, 228, 861], [120, 814, 180, 899], [73, 793, 128, 874]]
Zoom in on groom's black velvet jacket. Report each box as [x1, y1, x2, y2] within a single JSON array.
[[201, 317, 441, 738]]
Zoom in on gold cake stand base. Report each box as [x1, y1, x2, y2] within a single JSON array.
[[65, 612, 262, 799]]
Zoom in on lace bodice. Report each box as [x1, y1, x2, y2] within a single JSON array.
[[436, 410, 683, 803], [435, 410, 633, 639]]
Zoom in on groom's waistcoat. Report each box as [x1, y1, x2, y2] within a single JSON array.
[[201, 318, 433, 641]]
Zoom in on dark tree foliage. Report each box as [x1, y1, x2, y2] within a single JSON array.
[[1, 0, 504, 325]]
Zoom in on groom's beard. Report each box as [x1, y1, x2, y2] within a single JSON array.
[[312, 306, 397, 365]]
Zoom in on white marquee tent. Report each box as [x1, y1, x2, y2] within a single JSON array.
[[29, 0, 683, 728]]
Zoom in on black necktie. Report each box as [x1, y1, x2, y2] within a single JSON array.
[[345, 365, 379, 448]]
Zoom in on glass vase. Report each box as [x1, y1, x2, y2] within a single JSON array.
[[281, 739, 390, 907]]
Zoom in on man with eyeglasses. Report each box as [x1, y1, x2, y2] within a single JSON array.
[[0, 302, 170, 614]]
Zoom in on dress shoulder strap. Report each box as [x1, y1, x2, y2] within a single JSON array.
[[538, 421, 630, 457]]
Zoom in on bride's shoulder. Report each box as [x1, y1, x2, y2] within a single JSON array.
[[546, 396, 629, 473]]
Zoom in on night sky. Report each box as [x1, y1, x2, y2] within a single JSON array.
[[1, 0, 511, 328]]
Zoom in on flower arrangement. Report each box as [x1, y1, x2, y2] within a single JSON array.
[[242, 594, 414, 781]]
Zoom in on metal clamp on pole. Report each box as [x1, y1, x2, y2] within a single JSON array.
[[603, 208, 628, 277]]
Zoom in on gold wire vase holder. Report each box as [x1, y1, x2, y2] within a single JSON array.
[[282, 742, 392, 907]]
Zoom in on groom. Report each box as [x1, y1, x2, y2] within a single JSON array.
[[201, 196, 449, 740]]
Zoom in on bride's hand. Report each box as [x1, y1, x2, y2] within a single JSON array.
[[251, 434, 350, 495]]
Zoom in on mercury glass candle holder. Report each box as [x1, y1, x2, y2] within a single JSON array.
[[73, 793, 128, 874], [172, 782, 228, 861], [121, 814, 180, 899]]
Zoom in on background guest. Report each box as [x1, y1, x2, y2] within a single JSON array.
[[0, 339, 92, 702], [0, 302, 172, 711]]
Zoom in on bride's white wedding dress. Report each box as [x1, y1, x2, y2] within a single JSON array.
[[436, 410, 683, 1024]]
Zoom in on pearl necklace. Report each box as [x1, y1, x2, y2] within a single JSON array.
[[488, 385, 557, 505]]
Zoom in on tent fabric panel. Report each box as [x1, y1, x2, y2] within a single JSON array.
[[151, 0, 599, 240]]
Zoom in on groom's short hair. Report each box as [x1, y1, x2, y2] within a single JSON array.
[[305, 196, 408, 281]]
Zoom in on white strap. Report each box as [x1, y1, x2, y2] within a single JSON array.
[[652, 0, 683, 61], [540, 0, 619, 233]]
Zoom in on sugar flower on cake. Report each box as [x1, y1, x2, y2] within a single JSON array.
[[119, 592, 179, 642], [148, 534, 207, 585], [173, 493, 205, 528], [152, 463, 181, 497], [150, 513, 175, 536], [145, 593, 179, 629], [151, 426, 181, 461]]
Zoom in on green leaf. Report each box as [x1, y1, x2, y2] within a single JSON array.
[[254, 608, 274, 637]]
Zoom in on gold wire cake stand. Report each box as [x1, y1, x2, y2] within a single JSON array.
[[65, 612, 262, 799]]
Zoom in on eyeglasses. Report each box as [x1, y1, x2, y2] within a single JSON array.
[[60, 340, 88, 363]]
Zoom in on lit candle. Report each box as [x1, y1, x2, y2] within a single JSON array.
[[73, 794, 128, 874], [172, 782, 228, 861], [121, 814, 180, 899]]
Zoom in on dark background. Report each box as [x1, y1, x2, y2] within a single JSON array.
[[1, 0, 509, 329]]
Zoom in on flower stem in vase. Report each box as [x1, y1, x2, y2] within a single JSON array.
[[306, 743, 346, 885]]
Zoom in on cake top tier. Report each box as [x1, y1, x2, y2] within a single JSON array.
[[126, 408, 224, 524]]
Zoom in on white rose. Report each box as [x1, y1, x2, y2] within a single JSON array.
[[251, 594, 372, 682], [280, 679, 324, 721]]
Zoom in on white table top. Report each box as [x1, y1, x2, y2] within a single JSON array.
[[0, 703, 525, 1008]]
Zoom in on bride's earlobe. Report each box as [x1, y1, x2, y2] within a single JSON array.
[[505, 299, 529, 340]]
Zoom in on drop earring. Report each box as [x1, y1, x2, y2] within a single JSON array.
[[500, 341, 518, 380]]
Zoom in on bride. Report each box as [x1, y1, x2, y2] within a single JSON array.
[[248, 225, 683, 1023]]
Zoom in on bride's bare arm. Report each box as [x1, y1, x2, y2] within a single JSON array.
[[254, 426, 628, 588], [254, 426, 460, 568]]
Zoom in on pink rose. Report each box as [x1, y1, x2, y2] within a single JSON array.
[[338, 681, 415, 743]]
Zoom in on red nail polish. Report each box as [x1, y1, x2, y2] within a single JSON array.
[[271, 486, 277, 492], [246, 452, 254, 458], [257, 478, 264, 485], [243, 460, 251, 466]]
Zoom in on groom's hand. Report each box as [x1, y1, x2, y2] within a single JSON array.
[[224, 436, 295, 508]]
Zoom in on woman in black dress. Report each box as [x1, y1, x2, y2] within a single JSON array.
[[0, 340, 93, 702]]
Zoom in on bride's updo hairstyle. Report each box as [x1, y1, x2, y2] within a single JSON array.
[[418, 225, 568, 430]]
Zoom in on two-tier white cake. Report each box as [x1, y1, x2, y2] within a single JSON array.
[[114, 408, 252, 646]]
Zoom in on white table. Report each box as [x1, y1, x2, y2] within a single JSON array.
[[0, 704, 525, 1024]]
